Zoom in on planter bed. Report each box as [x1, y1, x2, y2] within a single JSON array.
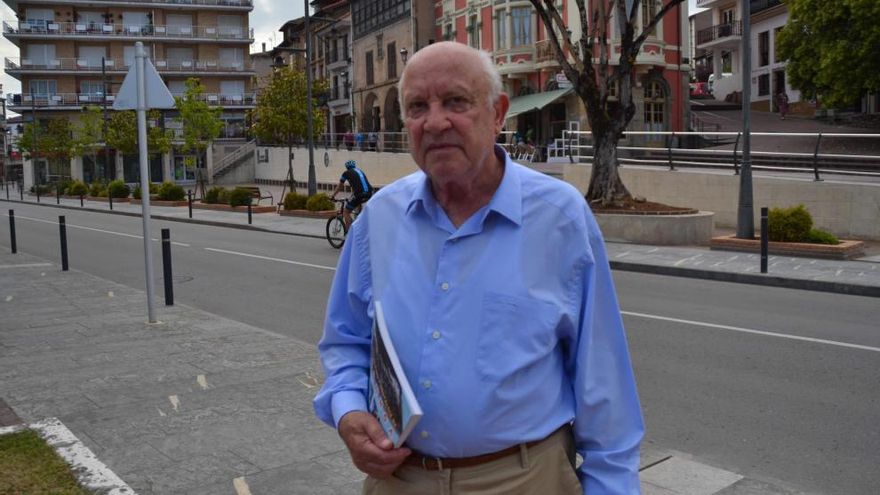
[[130, 199, 188, 207], [192, 202, 276, 214], [86, 196, 131, 203], [710, 235, 865, 260], [278, 209, 336, 219]]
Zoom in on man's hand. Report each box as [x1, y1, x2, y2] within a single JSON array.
[[338, 411, 411, 479]]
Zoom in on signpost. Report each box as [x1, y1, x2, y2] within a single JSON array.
[[113, 42, 175, 323]]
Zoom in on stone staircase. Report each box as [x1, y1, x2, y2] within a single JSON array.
[[212, 139, 256, 181]]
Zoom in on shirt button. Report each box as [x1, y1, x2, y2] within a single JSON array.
[[422, 380, 432, 389], [441, 282, 450, 291], [432, 330, 441, 340], [421, 430, 429, 438]]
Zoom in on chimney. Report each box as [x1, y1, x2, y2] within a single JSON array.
[[262, 42, 266, 52]]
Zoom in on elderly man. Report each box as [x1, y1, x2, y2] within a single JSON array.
[[314, 41, 643, 494]]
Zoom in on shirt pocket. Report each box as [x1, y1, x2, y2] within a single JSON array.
[[476, 292, 559, 382]]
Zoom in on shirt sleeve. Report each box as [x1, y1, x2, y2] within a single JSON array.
[[570, 210, 645, 494], [313, 220, 373, 429]]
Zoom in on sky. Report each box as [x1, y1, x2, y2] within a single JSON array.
[[0, 0, 701, 109]]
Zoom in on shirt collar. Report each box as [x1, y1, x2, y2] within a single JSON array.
[[406, 145, 522, 227]]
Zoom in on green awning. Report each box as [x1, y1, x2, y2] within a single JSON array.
[[505, 88, 573, 119]]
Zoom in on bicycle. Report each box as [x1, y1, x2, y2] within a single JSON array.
[[326, 199, 361, 249]]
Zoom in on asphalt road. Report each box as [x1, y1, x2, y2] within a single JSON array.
[[1, 203, 878, 494]]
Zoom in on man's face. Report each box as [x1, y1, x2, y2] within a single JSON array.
[[401, 47, 508, 188]]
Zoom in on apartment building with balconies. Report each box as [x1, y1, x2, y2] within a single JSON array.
[[3, 0, 255, 189], [437, 0, 690, 149], [312, 0, 352, 142]]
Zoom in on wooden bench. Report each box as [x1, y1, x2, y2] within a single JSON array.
[[240, 186, 273, 205]]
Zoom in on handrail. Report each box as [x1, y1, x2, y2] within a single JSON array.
[[213, 139, 255, 176], [3, 20, 253, 41], [5, 57, 252, 72]]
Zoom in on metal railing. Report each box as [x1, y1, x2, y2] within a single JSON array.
[[19, 0, 252, 7], [213, 139, 255, 178], [3, 21, 253, 41], [696, 21, 742, 45], [560, 130, 880, 180], [307, 132, 410, 153], [6, 57, 253, 73], [7, 92, 256, 107]]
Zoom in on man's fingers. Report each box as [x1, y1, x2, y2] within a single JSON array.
[[363, 418, 393, 450]]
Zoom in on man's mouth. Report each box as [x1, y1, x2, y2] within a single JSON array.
[[426, 143, 458, 152]]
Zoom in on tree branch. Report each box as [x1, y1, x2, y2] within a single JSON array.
[[632, 0, 686, 57]]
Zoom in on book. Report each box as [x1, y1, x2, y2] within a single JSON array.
[[368, 300, 423, 448]]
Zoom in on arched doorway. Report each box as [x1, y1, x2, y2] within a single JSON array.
[[383, 87, 402, 151], [644, 79, 669, 133], [362, 92, 380, 132]]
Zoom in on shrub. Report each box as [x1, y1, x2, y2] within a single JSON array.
[[157, 181, 185, 201], [133, 182, 158, 199], [66, 180, 89, 197], [306, 193, 334, 212], [108, 179, 130, 198], [228, 187, 253, 207], [56, 178, 74, 195], [283, 192, 308, 210], [30, 184, 51, 195], [204, 186, 224, 204], [89, 181, 106, 197], [149, 182, 160, 194], [217, 188, 232, 204], [768, 204, 812, 242], [805, 228, 839, 245]]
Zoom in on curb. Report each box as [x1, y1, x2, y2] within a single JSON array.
[[610, 260, 880, 298]]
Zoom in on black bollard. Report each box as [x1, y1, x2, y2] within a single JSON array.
[[187, 190, 193, 219], [19, 182, 23, 201], [161, 228, 174, 306], [80, 194, 84, 207], [760, 207, 769, 274], [8, 210, 16, 254], [36, 186, 40, 203], [108, 192, 113, 210], [56, 184, 61, 204], [5, 181, 8, 200], [247, 201, 252, 225], [59, 215, 69, 271]]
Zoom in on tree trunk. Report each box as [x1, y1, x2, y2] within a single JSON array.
[[587, 128, 631, 206], [287, 140, 295, 192]]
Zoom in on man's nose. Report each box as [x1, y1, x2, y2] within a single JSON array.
[[423, 103, 451, 133]]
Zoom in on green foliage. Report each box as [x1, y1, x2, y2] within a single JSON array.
[[29, 184, 51, 195], [74, 106, 105, 160], [777, 0, 880, 109], [768, 204, 814, 242], [252, 65, 328, 145], [217, 188, 232, 205], [132, 183, 157, 200], [283, 191, 308, 210], [55, 178, 74, 195], [805, 228, 840, 245], [0, 430, 92, 495], [228, 187, 253, 207], [204, 186, 225, 204], [305, 193, 334, 212], [157, 181, 186, 201], [66, 180, 89, 196], [89, 181, 106, 197], [18, 119, 76, 168], [175, 78, 224, 169], [106, 110, 174, 156], [107, 179, 130, 198]]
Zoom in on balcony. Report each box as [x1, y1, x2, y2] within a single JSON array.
[[535, 40, 561, 68], [7, 92, 256, 110], [5, 57, 254, 77], [2, 21, 253, 45], [696, 21, 742, 48], [2, 0, 253, 10], [750, 0, 783, 15]]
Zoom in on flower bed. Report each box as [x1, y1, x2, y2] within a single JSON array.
[[278, 209, 337, 219], [192, 202, 276, 214], [709, 235, 865, 260]]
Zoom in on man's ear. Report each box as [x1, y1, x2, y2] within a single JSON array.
[[494, 93, 510, 134]]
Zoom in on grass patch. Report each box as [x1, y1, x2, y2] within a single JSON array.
[[0, 429, 91, 494]]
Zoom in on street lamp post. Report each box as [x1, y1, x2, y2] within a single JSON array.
[[304, 0, 317, 196], [736, 0, 754, 239]]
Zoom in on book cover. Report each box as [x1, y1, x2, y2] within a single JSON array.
[[368, 300, 423, 448]]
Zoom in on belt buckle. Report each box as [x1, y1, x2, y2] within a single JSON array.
[[422, 456, 443, 471]]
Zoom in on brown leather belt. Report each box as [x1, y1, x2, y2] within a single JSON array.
[[402, 429, 560, 471]]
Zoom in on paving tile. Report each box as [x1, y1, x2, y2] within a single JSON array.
[[640, 457, 743, 495]]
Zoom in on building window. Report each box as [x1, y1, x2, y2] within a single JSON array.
[[722, 50, 733, 73], [644, 80, 666, 132], [721, 8, 735, 26], [641, 0, 658, 36], [219, 47, 244, 70], [80, 81, 103, 97], [468, 14, 480, 49], [758, 73, 770, 96], [387, 41, 397, 79], [444, 23, 454, 41], [27, 44, 56, 66], [366, 50, 374, 85], [29, 80, 57, 97], [511, 7, 532, 47], [773, 27, 783, 64], [217, 15, 243, 38], [758, 31, 769, 67], [495, 10, 507, 49]]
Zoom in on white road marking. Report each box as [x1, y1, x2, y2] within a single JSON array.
[[4, 295, 12, 302], [169, 395, 180, 412], [233, 477, 253, 495], [40, 272, 45, 276], [197, 374, 209, 390], [204, 247, 336, 271], [14, 214, 189, 246], [0, 263, 53, 269], [157, 407, 166, 417], [622, 311, 880, 353], [108, 291, 115, 298]]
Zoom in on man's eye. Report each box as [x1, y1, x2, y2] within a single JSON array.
[[407, 102, 427, 115], [447, 97, 470, 110]]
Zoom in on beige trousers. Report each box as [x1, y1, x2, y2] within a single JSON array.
[[362, 427, 582, 495]]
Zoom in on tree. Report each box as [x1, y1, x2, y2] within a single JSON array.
[[528, 0, 686, 205], [175, 77, 224, 192], [250, 65, 327, 193], [106, 110, 173, 156], [74, 106, 106, 173], [17, 118, 77, 181], [776, 0, 880, 109]]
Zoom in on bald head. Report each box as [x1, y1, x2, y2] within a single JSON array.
[[398, 42, 502, 120]]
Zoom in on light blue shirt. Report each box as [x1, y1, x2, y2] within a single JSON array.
[[314, 147, 644, 493]]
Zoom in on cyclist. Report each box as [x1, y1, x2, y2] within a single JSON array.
[[330, 160, 373, 230]]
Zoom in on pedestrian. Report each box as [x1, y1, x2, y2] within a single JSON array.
[[368, 130, 379, 152], [314, 41, 643, 494], [343, 130, 354, 151], [777, 91, 789, 120], [355, 131, 365, 151]]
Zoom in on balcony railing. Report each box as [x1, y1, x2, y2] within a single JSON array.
[[2, 21, 253, 41], [18, 0, 252, 7], [750, 0, 783, 14], [7, 92, 256, 108], [535, 40, 559, 65], [6, 57, 253, 73], [696, 21, 742, 45]]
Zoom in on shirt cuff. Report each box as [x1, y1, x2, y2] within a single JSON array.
[[331, 390, 368, 428]]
